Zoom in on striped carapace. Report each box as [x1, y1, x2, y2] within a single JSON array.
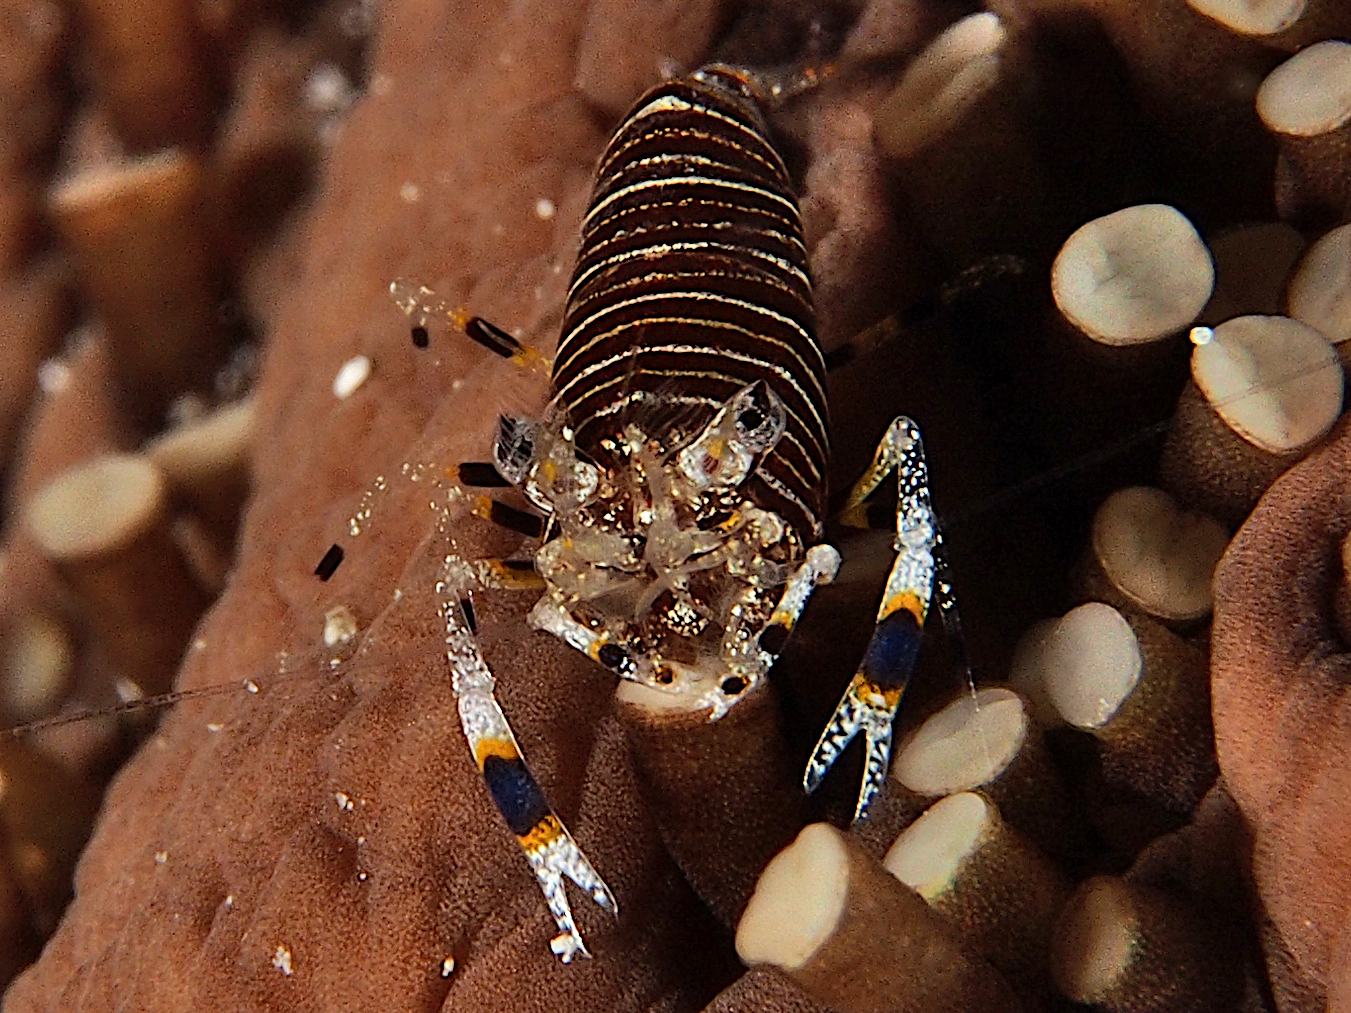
[[498, 64, 841, 714], [554, 64, 829, 542]]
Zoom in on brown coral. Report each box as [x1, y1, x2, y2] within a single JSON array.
[[0, 0, 1348, 1007], [1212, 424, 1351, 1011]]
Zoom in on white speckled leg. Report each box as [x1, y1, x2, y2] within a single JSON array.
[[440, 577, 617, 962], [803, 417, 940, 822], [803, 673, 899, 820], [527, 830, 619, 963]]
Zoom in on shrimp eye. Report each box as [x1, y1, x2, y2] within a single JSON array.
[[597, 643, 635, 676], [733, 381, 785, 453]]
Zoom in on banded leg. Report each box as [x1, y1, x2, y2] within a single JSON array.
[[439, 587, 616, 961], [389, 278, 553, 496], [803, 416, 938, 822], [744, 542, 842, 673], [390, 280, 552, 373], [703, 542, 842, 718]]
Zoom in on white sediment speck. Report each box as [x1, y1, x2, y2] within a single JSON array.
[[37, 358, 69, 394], [115, 679, 144, 703], [273, 945, 294, 976], [323, 605, 358, 647], [441, 956, 456, 978], [206, 722, 223, 733], [335, 791, 354, 812], [400, 182, 421, 203], [246, 679, 260, 694], [333, 355, 372, 398], [535, 197, 555, 219], [304, 63, 353, 114], [154, 851, 168, 864]]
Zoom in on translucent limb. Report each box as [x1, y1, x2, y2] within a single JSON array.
[[803, 417, 940, 821], [440, 583, 617, 961]]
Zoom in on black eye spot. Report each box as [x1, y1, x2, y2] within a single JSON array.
[[734, 383, 784, 452], [411, 325, 430, 348], [597, 643, 628, 672], [720, 676, 748, 696]]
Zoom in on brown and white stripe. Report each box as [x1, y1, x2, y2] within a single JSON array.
[[553, 65, 829, 541]]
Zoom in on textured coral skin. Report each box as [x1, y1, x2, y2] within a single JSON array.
[[702, 966, 834, 1013], [1212, 422, 1351, 1013], [7, 0, 1350, 1006]]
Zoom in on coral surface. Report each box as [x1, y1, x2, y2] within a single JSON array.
[[0, 0, 1349, 1008]]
